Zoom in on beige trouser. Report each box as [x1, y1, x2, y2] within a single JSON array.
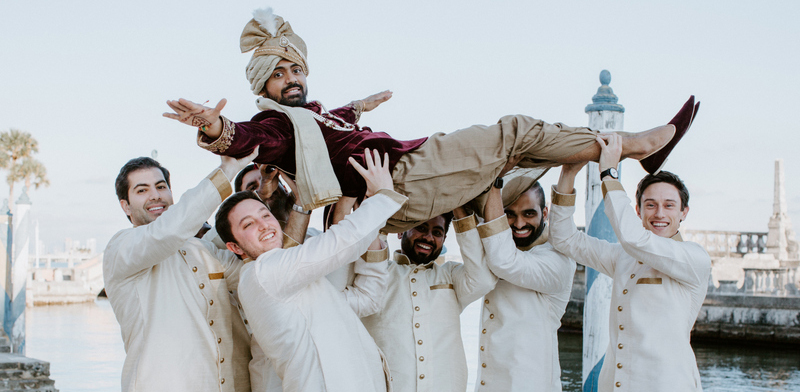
[[385, 115, 596, 233]]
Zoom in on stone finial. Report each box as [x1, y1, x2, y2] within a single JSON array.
[[766, 159, 799, 260], [585, 70, 625, 113], [16, 187, 31, 206]]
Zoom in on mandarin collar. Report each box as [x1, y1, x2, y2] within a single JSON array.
[[393, 250, 436, 269], [518, 225, 549, 252]]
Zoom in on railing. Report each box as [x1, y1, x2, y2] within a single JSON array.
[[743, 267, 798, 296], [682, 230, 767, 257]]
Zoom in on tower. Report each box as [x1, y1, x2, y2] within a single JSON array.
[[581, 70, 625, 392]]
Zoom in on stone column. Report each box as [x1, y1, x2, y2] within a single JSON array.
[[581, 70, 625, 392], [766, 159, 799, 260]]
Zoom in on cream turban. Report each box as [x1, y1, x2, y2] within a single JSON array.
[[240, 8, 309, 96]]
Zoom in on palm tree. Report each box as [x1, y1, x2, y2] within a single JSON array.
[[0, 129, 48, 212], [8, 157, 49, 198]]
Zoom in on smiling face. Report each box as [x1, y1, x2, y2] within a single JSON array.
[[263, 59, 308, 106], [505, 188, 547, 248], [120, 168, 174, 227], [226, 199, 284, 259], [635, 182, 689, 238], [399, 216, 447, 265]]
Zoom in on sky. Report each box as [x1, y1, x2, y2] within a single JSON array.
[[1, 0, 799, 253]]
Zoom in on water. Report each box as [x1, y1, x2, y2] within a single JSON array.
[[26, 299, 800, 392]]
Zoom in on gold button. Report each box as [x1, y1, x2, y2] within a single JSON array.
[[415, 306, 420, 311], [480, 346, 484, 351], [619, 325, 624, 330], [209, 299, 214, 306], [411, 278, 416, 283], [489, 314, 494, 319], [412, 291, 417, 296], [418, 340, 423, 345], [218, 338, 221, 344], [618, 343, 624, 349], [482, 363, 487, 368], [192, 266, 197, 272], [199, 283, 205, 289], [616, 382, 621, 387], [618, 306, 622, 311], [209, 320, 214, 326], [221, 378, 225, 384], [415, 323, 420, 328], [244, 319, 249, 325], [638, 261, 643, 264], [181, 250, 187, 255], [622, 289, 628, 294], [414, 269, 419, 274], [419, 356, 424, 362], [485, 299, 490, 304], [481, 381, 485, 386], [419, 374, 425, 379], [617, 363, 623, 369], [482, 329, 487, 334], [630, 274, 635, 279], [220, 357, 224, 363]]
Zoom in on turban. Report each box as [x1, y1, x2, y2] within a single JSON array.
[[240, 7, 309, 96]]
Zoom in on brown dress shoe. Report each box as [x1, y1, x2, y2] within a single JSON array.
[[640, 96, 696, 174]]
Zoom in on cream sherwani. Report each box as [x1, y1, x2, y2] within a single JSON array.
[[104, 168, 249, 392], [361, 214, 496, 392], [548, 180, 711, 392], [238, 189, 407, 392], [471, 217, 575, 391]]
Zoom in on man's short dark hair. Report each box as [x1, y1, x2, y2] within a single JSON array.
[[526, 181, 546, 210], [234, 164, 258, 192], [441, 211, 454, 234], [215, 191, 266, 245], [115, 157, 170, 202], [635, 171, 689, 210]]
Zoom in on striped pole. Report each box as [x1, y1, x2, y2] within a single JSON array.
[[582, 70, 624, 392], [6, 188, 31, 354], [0, 200, 9, 341]]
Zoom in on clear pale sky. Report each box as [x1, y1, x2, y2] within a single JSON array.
[[1, 0, 799, 253]]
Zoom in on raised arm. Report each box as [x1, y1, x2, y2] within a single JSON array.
[[449, 209, 498, 310], [343, 238, 389, 317], [105, 149, 257, 281], [252, 149, 406, 300], [595, 134, 710, 287], [548, 161, 624, 278], [478, 182, 574, 294]]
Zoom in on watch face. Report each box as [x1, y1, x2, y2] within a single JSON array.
[[610, 168, 618, 178]]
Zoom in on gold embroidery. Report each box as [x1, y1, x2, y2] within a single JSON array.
[[208, 272, 224, 280], [197, 116, 236, 153], [430, 284, 454, 290], [636, 278, 662, 285]]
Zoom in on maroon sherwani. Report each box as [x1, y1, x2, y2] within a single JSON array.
[[199, 100, 597, 232], [199, 102, 426, 198]]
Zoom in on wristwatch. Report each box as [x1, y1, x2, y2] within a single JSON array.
[[600, 167, 619, 180], [291, 204, 312, 215], [493, 177, 504, 189]]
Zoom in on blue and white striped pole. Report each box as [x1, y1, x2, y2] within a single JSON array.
[[6, 188, 31, 354], [582, 70, 624, 392]]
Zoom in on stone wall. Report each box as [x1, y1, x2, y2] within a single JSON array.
[[693, 294, 800, 345], [0, 337, 57, 392]]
